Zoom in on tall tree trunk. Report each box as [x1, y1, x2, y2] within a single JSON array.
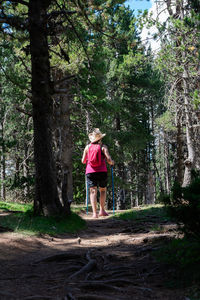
[[0, 122, 6, 201], [175, 110, 184, 184], [29, 0, 65, 216], [23, 143, 29, 198], [146, 170, 155, 204], [115, 113, 126, 210], [53, 83, 73, 215], [182, 66, 196, 186], [164, 132, 171, 193]]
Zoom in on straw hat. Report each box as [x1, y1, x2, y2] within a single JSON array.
[[88, 128, 106, 143]]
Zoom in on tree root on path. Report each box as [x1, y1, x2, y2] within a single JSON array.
[[0, 225, 14, 232], [103, 270, 136, 279], [75, 280, 152, 293], [75, 282, 124, 292], [33, 253, 83, 264], [69, 259, 96, 279], [81, 279, 135, 286], [68, 250, 97, 280], [75, 294, 123, 300], [23, 296, 53, 299], [0, 291, 16, 298]]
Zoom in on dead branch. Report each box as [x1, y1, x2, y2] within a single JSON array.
[[55, 1, 93, 71], [47, 10, 77, 19], [54, 75, 76, 86], [9, 0, 28, 6], [54, 88, 68, 94], [0, 14, 27, 30], [15, 106, 32, 117]]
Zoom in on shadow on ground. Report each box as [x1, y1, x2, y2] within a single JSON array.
[[0, 209, 186, 300]]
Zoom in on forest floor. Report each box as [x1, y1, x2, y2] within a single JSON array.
[[0, 208, 190, 300]]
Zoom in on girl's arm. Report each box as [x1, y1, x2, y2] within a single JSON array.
[[81, 145, 89, 164], [102, 145, 114, 165]]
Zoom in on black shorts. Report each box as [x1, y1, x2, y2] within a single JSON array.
[[86, 172, 107, 188]]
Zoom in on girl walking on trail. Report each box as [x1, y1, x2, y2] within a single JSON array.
[[81, 128, 114, 218]]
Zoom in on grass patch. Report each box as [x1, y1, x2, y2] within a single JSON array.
[[0, 201, 86, 235], [155, 237, 200, 269], [114, 204, 169, 221], [0, 201, 32, 212]]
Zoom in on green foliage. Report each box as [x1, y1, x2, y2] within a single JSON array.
[[162, 173, 200, 239], [156, 238, 200, 268], [115, 204, 168, 221], [192, 89, 200, 110], [156, 111, 176, 132], [0, 202, 86, 235], [155, 237, 200, 289], [1, 0, 166, 209], [0, 201, 32, 212]]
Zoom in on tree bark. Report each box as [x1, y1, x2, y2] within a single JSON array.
[[182, 66, 196, 187], [29, 0, 65, 216], [0, 122, 6, 201], [163, 132, 171, 193], [53, 75, 73, 215], [175, 110, 184, 184]]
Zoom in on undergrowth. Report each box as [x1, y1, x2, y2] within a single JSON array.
[[155, 237, 200, 298], [0, 201, 86, 235], [114, 204, 169, 221]]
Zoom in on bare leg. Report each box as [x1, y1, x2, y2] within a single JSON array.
[[90, 187, 98, 218], [99, 187, 108, 216]]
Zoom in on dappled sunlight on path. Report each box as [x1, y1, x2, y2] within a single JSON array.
[[0, 209, 185, 299]]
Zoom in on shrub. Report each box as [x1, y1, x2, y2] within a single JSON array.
[[162, 172, 200, 239]]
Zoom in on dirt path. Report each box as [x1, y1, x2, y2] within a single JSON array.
[[0, 211, 186, 300]]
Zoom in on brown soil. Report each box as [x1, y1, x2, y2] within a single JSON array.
[[0, 211, 187, 300]]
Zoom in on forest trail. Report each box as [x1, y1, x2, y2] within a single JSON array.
[[0, 210, 186, 300]]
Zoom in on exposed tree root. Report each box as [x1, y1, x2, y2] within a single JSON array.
[[23, 296, 53, 299], [0, 291, 15, 298], [78, 282, 124, 292], [76, 294, 123, 300], [82, 279, 135, 286], [0, 225, 13, 232], [33, 253, 83, 264], [69, 259, 96, 279]]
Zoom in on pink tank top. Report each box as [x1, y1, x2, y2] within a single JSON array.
[[85, 146, 107, 174]]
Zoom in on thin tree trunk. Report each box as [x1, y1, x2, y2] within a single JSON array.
[[164, 132, 170, 193], [23, 144, 29, 198], [175, 111, 184, 184], [0, 122, 6, 201], [182, 66, 196, 186], [146, 170, 155, 204], [59, 93, 73, 213]]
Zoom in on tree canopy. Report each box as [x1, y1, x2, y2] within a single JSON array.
[[0, 0, 199, 215]]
